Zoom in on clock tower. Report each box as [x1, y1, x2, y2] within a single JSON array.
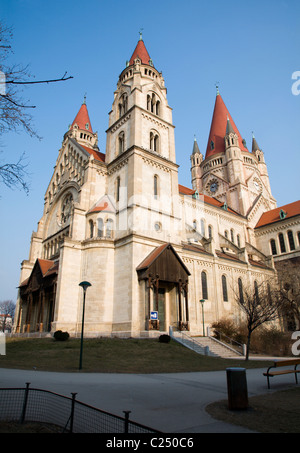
[[190, 90, 276, 217]]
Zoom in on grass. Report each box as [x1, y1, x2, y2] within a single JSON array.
[[206, 387, 300, 433], [0, 337, 272, 373]]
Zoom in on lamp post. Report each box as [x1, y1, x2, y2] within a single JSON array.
[[78, 281, 91, 370], [200, 299, 205, 336]]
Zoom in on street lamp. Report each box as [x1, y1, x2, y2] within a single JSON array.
[[200, 299, 205, 336], [78, 281, 91, 370]]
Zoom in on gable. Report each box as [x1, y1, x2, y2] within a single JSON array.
[[136, 243, 190, 282]]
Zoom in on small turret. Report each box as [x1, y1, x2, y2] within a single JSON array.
[[190, 136, 203, 192], [65, 96, 99, 150]]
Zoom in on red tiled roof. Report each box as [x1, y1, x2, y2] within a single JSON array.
[[80, 144, 105, 163], [255, 200, 300, 228], [129, 39, 152, 67], [88, 199, 115, 214], [205, 94, 248, 158], [71, 103, 93, 133], [178, 184, 239, 215], [38, 259, 56, 276]]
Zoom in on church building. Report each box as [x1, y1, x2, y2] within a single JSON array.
[[14, 36, 300, 337]]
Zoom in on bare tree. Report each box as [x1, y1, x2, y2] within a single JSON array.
[[0, 300, 15, 332], [236, 280, 283, 360], [0, 20, 73, 193]]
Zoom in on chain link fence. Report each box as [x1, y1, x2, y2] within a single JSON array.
[[0, 383, 161, 433]]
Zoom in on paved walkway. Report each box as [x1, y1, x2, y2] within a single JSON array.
[[0, 364, 297, 433]]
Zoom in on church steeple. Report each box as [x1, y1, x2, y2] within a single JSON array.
[[205, 92, 248, 158], [71, 96, 93, 133], [128, 35, 153, 67], [190, 136, 203, 192], [66, 97, 98, 150]]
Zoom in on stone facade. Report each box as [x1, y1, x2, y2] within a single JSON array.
[[14, 37, 300, 338]]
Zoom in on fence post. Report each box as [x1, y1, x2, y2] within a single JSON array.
[[20, 382, 30, 424], [70, 393, 77, 433], [123, 411, 131, 433]]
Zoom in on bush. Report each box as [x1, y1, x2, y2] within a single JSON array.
[[53, 330, 69, 341], [159, 334, 171, 343]]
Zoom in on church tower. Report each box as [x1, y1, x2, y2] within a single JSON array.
[[105, 33, 180, 242], [191, 90, 276, 216]]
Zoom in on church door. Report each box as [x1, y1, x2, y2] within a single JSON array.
[[158, 288, 166, 331]]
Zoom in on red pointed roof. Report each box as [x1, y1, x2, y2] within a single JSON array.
[[255, 200, 300, 228], [205, 94, 248, 158], [129, 38, 152, 67], [71, 101, 93, 133]]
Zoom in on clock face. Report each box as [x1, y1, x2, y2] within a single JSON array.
[[254, 181, 260, 191], [210, 182, 218, 193]]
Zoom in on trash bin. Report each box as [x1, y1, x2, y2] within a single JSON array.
[[226, 367, 248, 410]]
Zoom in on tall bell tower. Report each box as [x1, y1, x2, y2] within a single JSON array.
[[105, 34, 180, 241]]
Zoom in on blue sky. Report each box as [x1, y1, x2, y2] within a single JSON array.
[[1, 0, 299, 301]]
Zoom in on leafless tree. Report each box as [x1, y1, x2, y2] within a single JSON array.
[[0, 20, 73, 194], [0, 300, 15, 332], [235, 280, 283, 360]]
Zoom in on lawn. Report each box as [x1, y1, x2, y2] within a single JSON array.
[[0, 337, 272, 373], [206, 387, 300, 433]]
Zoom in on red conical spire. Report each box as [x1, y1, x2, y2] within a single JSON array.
[[71, 96, 93, 133], [205, 92, 247, 158], [129, 33, 152, 67]]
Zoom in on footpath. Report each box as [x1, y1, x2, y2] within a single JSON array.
[[0, 360, 297, 433]]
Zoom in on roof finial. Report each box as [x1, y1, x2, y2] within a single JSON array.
[[139, 28, 144, 41], [215, 82, 220, 96], [83, 93, 87, 105]]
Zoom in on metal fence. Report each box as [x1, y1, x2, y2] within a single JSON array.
[[0, 383, 161, 433]]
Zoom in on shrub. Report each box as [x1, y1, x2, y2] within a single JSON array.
[[159, 334, 171, 343], [53, 330, 69, 341]]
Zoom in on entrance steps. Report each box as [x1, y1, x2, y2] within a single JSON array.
[[171, 330, 243, 358]]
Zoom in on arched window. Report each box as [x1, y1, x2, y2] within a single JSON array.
[[222, 275, 228, 302], [254, 280, 259, 303], [116, 176, 121, 202], [200, 219, 205, 237], [208, 225, 213, 239], [270, 239, 277, 255], [147, 95, 151, 111], [154, 175, 159, 199], [193, 219, 197, 231], [89, 220, 94, 239], [118, 93, 128, 118], [118, 132, 125, 154], [230, 229, 234, 243], [201, 271, 208, 300], [279, 233, 286, 253], [237, 234, 241, 248], [156, 100, 160, 116], [97, 218, 104, 238], [287, 230, 295, 251], [150, 131, 159, 152], [106, 219, 113, 238], [238, 278, 244, 304], [298, 232, 300, 246]]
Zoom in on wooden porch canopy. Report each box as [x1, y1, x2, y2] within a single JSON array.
[[136, 243, 191, 331], [17, 259, 58, 333], [136, 243, 190, 282]]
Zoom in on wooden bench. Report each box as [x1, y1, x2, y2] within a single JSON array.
[[263, 359, 300, 389]]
